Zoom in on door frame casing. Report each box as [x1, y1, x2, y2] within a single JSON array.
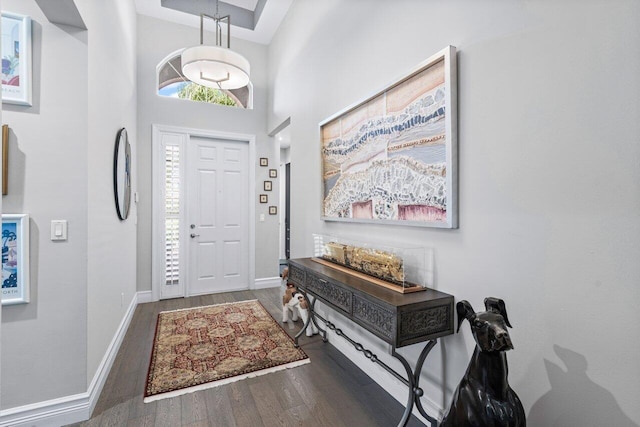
[[151, 124, 256, 301]]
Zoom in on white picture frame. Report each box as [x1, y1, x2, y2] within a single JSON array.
[[320, 46, 457, 228], [1, 12, 32, 106], [2, 214, 30, 305]]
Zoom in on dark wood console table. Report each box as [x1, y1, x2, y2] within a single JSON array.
[[288, 258, 454, 427]]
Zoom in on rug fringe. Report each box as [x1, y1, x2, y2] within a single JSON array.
[[157, 299, 259, 315], [143, 358, 310, 403]]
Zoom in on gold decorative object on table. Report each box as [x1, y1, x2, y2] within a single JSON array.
[[324, 242, 404, 283], [313, 239, 426, 294]]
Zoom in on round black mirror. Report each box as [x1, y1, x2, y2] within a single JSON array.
[[113, 128, 131, 220]]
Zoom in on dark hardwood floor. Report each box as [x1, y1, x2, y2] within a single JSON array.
[[66, 288, 426, 427]]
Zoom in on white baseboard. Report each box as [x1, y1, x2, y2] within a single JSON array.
[[0, 291, 144, 426], [0, 393, 89, 427], [136, 290, 153, 304], [253, 276, 282, 290], [86, 292, 141, 415]]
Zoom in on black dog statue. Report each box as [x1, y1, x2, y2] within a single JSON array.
[[441, 298, 526, 427]]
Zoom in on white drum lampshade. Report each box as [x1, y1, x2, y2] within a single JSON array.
[[182, 45, 250, 90]]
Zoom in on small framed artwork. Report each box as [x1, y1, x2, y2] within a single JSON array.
[[2, 214, 30, 305], [259, 194, 268, 203], [259, 158, 268, 167], [269, 169, 277, 178], [1, 13, 32, 106], [2, 125, 8, 195], [264, 181, 272, 191], [269, 206, 277, 215]]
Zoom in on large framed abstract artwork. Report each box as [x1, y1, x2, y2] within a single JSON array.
[[320, 46, 457, 228], [1, 12, 32, 106], [2, 214, 30, 305]]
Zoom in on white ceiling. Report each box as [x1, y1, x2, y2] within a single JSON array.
[[134, 0, 293, 45], [229, 0, 260, 10]]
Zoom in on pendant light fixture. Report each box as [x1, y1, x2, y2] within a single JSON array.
[[181, 0, 250, 90]]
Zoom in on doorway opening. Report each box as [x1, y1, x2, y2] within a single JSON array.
[[273, 120, 291, 273], [152, 125, 256, 301]]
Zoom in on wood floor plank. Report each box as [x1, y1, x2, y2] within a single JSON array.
[[248, 379, 297, 426], [203, 388, 237, 427], [265, 370, 306, 411], [228, 381, 266, 427], [126, 414, 156, 427], [98, 400, 132, 427], [70, 413, 102, 427], [361, 381, 427, 427], [286, 367, 346, 427], [128, 396, 156, 421], [181, 391, 208, 424], [182, 420, 209, 427], [231, 290, 253, 302], [283, 403, 314, 427], [155, 396, 182, 427]]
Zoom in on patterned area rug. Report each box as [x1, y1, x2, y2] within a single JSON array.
[[144, 300, 309, 402]]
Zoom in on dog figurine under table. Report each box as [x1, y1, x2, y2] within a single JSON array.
[[286, 292, 319, 337], [282, 283, 300, 323], [281, 268, 299, 323], [280, 268, 318, 336], [441, 298, 526, 427]]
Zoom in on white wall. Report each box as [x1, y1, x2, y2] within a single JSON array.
[[1, 0, 138, 411], [78, 0, 138, 385], [268, 1, 640, 425], [1, 0, 89, 408], [136, 14, 279, 294]]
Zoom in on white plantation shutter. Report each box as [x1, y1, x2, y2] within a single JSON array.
[[164, 145, 181, 285]]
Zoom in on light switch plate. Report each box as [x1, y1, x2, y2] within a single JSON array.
[[51, 220, 68, 241]]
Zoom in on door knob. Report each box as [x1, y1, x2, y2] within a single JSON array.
[[190, 233, 200, 238]]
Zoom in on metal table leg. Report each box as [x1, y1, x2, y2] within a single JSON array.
[[392, 341, 438, 427], [298, 299, 440, 427]]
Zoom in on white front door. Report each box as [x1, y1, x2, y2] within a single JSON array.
[[187, 136, 249, 295]]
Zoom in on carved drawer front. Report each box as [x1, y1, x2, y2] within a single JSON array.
[[399, 305, 450, 342], [289, 264, 306, 286], [353, 296, 396, 342], [305, 272, 352, 313]]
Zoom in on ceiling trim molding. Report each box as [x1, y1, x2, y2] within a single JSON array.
[[135, 0, 293, 45], [35, 0, 87, 29]]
